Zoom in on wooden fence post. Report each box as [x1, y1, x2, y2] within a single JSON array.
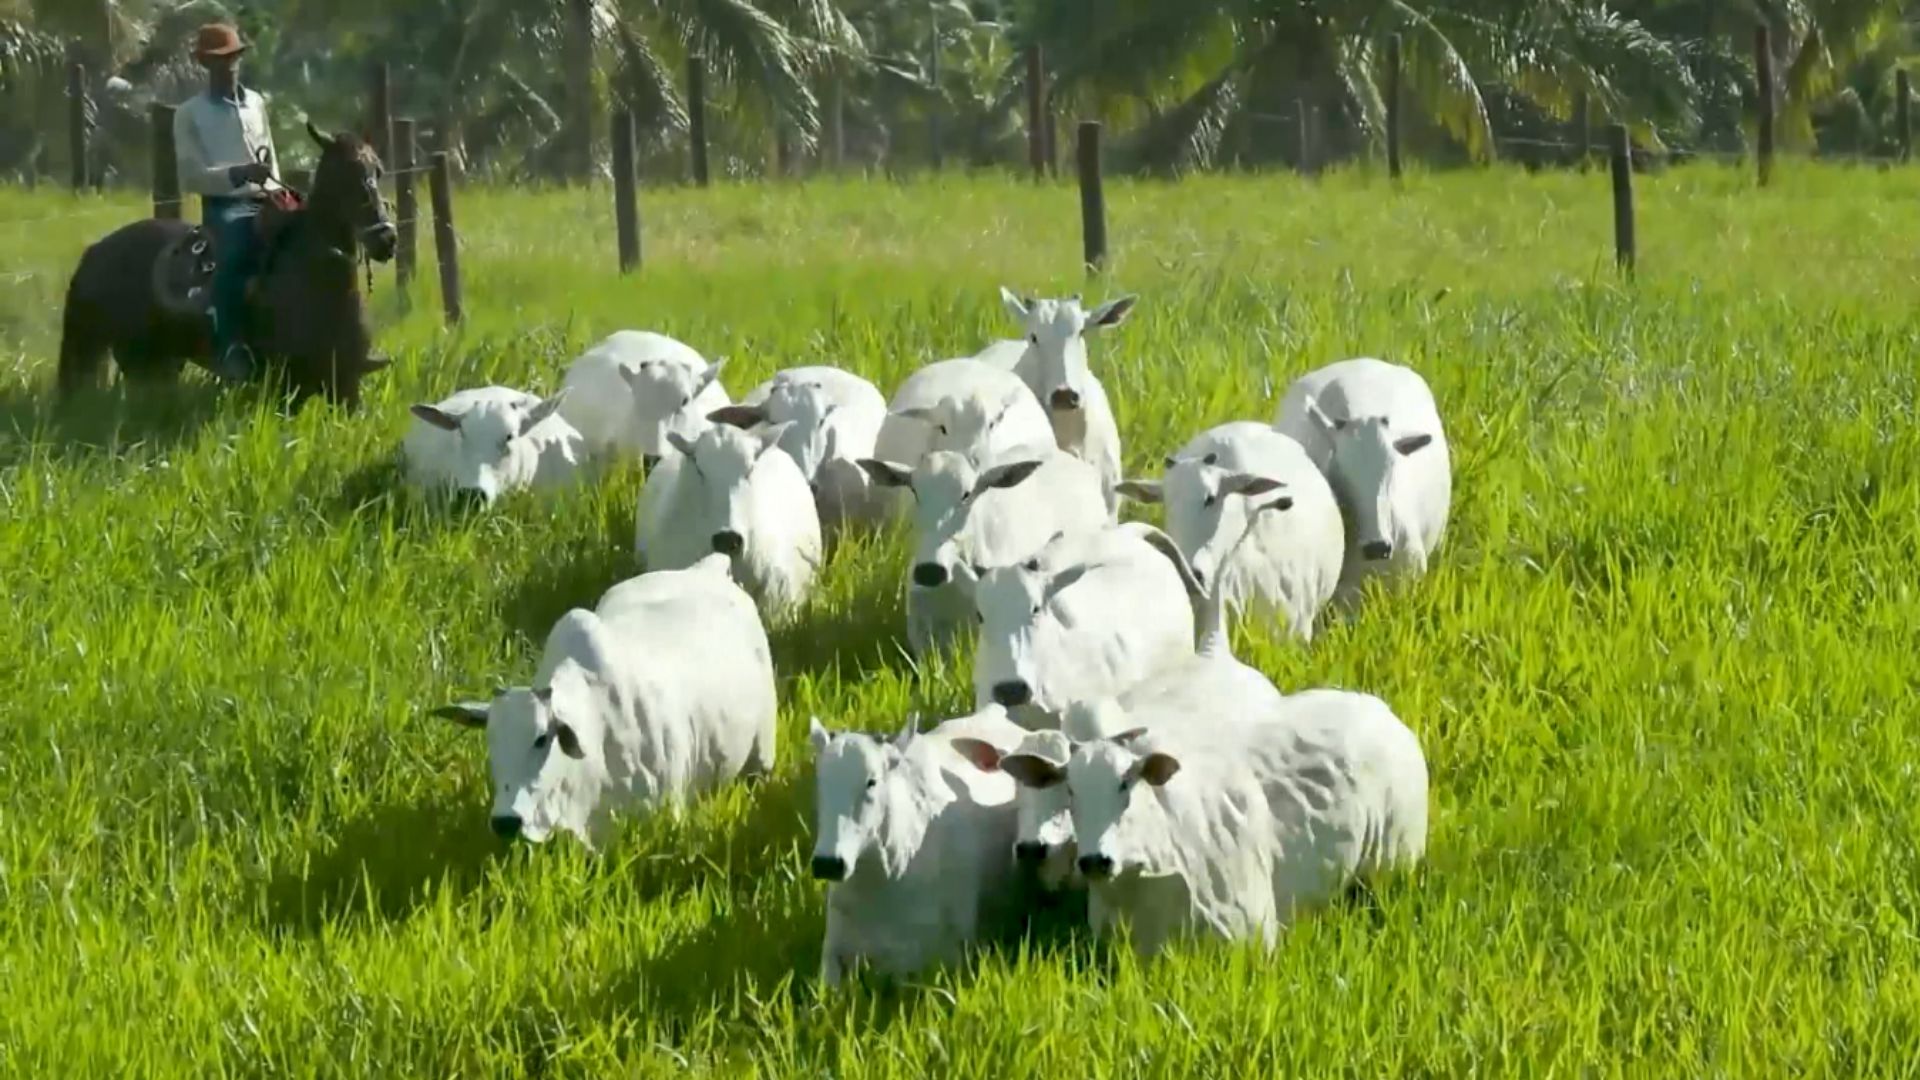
[[1608, 123, 1635, 274], [688, 54, 711, 187], [1755, 25, 1774, 186], [150, 103, 181, 219], [1045, 104, 1059, 177], [1574, 90, 1591, 169], [1026, 46, 1046, 180], [1897, 69, 1912, 163], [370, 62, 394, 170], [613, 107, 641, 273], [429, 151, 463, 325], [827, 75, 846, 172], [1078, 121, 1107, 274], [67, 61, 88, 191], [1386, 33, 1403, 180], [394, 118, 419, 293], [1296, 98, 1315, 175]]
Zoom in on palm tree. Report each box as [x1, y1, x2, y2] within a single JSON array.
[[267, 0, 854, 181], [1618, 0, 1912, 150], [1018, 0, 1698, 173]]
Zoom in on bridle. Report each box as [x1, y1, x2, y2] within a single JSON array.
[[253, 145, 392, 295]]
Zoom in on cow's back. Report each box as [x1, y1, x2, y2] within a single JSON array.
[[1246, 690, 1428, 906], [593, 562, 778, 799]]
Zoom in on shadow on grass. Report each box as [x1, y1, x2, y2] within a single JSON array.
[[768, 587, 913, 683], [259, 785, 508, 937], [0, 380, 226, 466], [321, 455, 412, 521], [619, 767, 812, 902], [496, 527, 640, 643], [587, 767, 1104, 1043]]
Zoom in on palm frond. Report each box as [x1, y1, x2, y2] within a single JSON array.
[[676, 0, 821, 145], [1385, 0, 1496, 161], [615, 21, 690, 147], [1123, 64, 1241, 175], [0, 17, 60, 93]]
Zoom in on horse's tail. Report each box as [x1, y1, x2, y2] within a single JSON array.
[[57, 261, 110, 400]]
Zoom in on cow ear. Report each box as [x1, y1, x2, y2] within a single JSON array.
[[1394, 433, 1435, 456], [999, 286, 1030, 321], [665, 431, 699, 460], [1088, 294, 1138, 329], [1000, 754, 1066, 789], [808, 716, 832, 753], [1220, 474, 1286, 499], [1109, 727, 1150, 746], [1040, 563, 1091, 607], [857, 458, 914, 488], [755, 421, 797, 458], [1136, 752, 1181, 787], [411, 404, 461, 432], [1115, 479, 1163, 504], [553, 722, 586, 760], [708, 404, 766, 429], [974, 459, 1044, 495], [431, 702, 490, 728], [950, 737, 1004, 773], [1301, 395, 1339, 434], [695, 359, 726, 396], [519, 389, 569, 436]]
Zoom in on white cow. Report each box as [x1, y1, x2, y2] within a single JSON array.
[[951, 727, 1079, 891], [858, 446, 1108, 658], [950, 578, 1288, 898], [808, 706, 1029, 986], [870, 357, 1056, 476], [1058, 693, 1429, 958], [431, 554, 778, 847], [403, 385, 589, 506], [715, 366, 890, 532], [985, 289, 1137, 519], [971, 523, 1197, 729], [634, 423, 823, 617], [1273, 358, 1451, 599], [1116, 421, 1344, 642], [556, 329, 729, 463]]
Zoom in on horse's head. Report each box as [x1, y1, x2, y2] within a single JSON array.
[[306, 121, 397, 264]]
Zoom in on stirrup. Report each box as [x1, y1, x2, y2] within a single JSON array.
[[213, 343, 257, 382]]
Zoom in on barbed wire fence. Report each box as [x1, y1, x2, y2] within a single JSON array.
[[8, 43, 1920, 315]]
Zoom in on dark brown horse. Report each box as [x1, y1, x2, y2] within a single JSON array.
[[57, 122, 399, 409]]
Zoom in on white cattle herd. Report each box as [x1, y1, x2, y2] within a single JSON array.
[[403, 289, 1455, 983]]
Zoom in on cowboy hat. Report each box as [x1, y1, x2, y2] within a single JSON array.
[[192, 23, 248, 60]]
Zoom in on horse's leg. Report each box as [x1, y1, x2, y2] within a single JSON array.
[[117, 345, 187, 389]]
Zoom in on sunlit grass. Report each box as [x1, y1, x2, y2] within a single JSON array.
[[2, 161, 1918, 1073]]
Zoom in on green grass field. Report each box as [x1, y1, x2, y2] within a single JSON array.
[[3, 161, 1918, 1075]]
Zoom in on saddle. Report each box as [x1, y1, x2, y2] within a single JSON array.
[[151, 187, 306, 318]]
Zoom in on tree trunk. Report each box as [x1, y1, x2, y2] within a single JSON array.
[[564, 0, 596, 181]]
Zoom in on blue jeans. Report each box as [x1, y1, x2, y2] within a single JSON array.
[[205, 196, 262, 378]]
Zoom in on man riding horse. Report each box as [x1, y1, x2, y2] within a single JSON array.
[[173, 21, 280, 383], [56, 22, 396, 409]]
